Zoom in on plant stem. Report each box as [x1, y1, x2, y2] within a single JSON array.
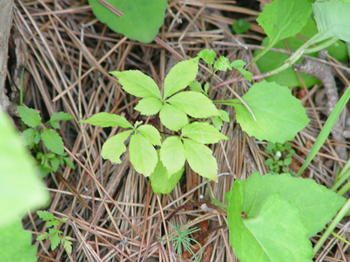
[[330, 159, 350, 192], [303, 37, 339, 54], [245, 40, 276, 69]]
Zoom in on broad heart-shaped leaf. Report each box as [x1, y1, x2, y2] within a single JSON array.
[[230, 81, 309, 143], [137, 125, 161, 146], [88, 0, 167, 43], [256, 0, 312, 46], [163, 57, 199, 99], [254, 17, 348, 88], [49, 112, 74, 122], [226, 180, 313, 262], [313, 0, 350, 43], [0, 111, 49, 227], [183, 138, 217, 181], [17, 106, 41, 128], [101, 130, 133, 164], [134, 97, 162, 115], [0, 218, 37, 262], [149, 150, 184, 194], [41, 129, 64, 155], [111, 70, 161, 99], [159, 103, 189, 131], [243, 172, 346, 237], [129, 133, 157, 176], [80, 112, 133, 128], [167, 91, 220, 118], [181, 122, 228, 144], [160, 136, 186, 176]]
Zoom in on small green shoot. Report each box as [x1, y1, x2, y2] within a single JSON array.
[[264, 142, 295, 175]]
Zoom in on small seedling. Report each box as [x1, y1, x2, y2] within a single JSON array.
[[162, 222, 203, 262], [36, 210, 72, 254], [264, 142, 295, 175], [17, 106, 74, 176]]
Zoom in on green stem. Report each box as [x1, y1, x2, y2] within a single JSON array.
[[245, 40, 276, 69], [303, 37, 339, 54], [313, 197, 350, 255], [330, 159, 350, 192], [20, 68, 25, 106]]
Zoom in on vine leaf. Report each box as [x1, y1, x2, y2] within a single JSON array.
[[80, 112, 133, 128], [137, 125, 161, 146], [134, 97, 162, 115], [88, 0, 167, 43], [226, 179, 313, 262], [243, 172, 346, 237], [313, 0, 350, 43], [159, 103, 189, 131], [149, 150, 184, 194], [183, 138, 217, 181], [101, 130, 133, 164], [256, 0, 312, 47], [129, 133, 157, 176], [167, 91, 220, 118], [111, 70, 161, 99], [17, 106, 41, 128], [41, 129, 64, 155], [228, 81, 309, 143], [160, 136, 186, 176], [163, 58, 199, 99], [181, 122, 228, 144]]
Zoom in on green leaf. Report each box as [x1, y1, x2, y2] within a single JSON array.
[[50, 121, 60, 129], [183, 139, 217, 181], [129, 133, 158, 176], [37, 210, 55, 221], [50, 233, 61, 251], [41, 129, 64, 155], [101, 130, 133, 164], [63, 157, 75, 169], [0, 219, 37, 262], [163, 58, 199, 99], [47, 219, 60, 228], [214, 56, 232, 72], [137, 125, 161, 146], [134, 97, 162, 115], [167, 91, 220, 118], [159, 103, 189, 131], [198, 49, 216, 65], [226, 180, 313, 262], [50, 157, 60, 172], [21, 128, 36, 147], [231, 60, 252, 81], [149, 150, 184, 194], [61, 218, 68, 223], [88, 0, 167, 43], [17, 106, 41, 128], [181, 122, 228, 144], [229, 81, 309, 143], [254, 17, 348, 88], [218, 110, 230, 122], [160, 136, 186, 176], [49, 112, 74, 122], [0, 111, 49, 227], [36, 232, 50, 241], [313, 0, 350, 43], [110, 70, 161, 99], [256, 0, 312, 46], [189, 81, 204, 93], [212, 116, 223, 130], [34, 132, 41, 144], [80, 112, 133, 128], [232, 18, 251, 34], [62, 239, 72, 254], [243, 172, 346, 237]]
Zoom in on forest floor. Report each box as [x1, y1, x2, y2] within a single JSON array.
[[7, 0, 350, 261]]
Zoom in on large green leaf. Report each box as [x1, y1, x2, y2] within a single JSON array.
[[254, 17, 348, 88], [17, 106, 41, 128], [313, 0, 350, 43], [129, 133, 157, 176], [167, 91, 220, 118], [41, 129, 64, 155], [226, 180, 313, 262], [111, 70, 161, 99], [137, 125, 161, 146], [0, 111, 49, 227], [159, 103, 189, 131], [256, 0, 312, 46], [80, 112, 133, 128], [89, 0, 167, 43], [160, 136, 186, 176], [181, 122, 228, 144], [183, 138, 217, 181], [134, 97, 163, 115], [101, 130, 133, 164], [163, 58, 199, 99], [149, 150, 184, 194], [0, 218, 37, 262], [229, 81, 309, 143]]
